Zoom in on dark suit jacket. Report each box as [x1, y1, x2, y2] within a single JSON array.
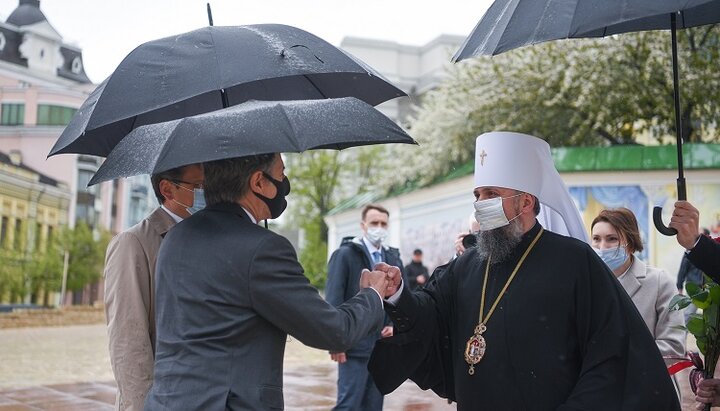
[[326, 236, 403, 358], [144, 202, 384, 411], [688, 235, 720, 281]]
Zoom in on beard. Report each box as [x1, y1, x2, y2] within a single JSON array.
[[474, 216, 525, 264]]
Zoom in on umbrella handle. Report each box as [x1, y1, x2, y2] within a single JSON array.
[[653, 206, 678, 236]]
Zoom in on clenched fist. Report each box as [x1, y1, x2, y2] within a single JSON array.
[[371, 262, 403, 297]]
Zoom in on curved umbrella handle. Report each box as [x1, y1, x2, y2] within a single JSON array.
[[653, 206, 678, 236]]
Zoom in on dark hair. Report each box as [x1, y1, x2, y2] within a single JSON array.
[[151, 166, 188, 205], [413, 248, 422, 255], [362, 204, 389, 221], [591, 208, 644, 253], [530, 194, 541, 215], [203, 154, 276, 206]]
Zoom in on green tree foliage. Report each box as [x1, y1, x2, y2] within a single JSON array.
[[64, 222, 109, 292], [0, 248, 27, 303], [389, 25, 720, 187], [287, 148, 384, 288], [27, 228, 65, 306], [0, 223, 110, 305]]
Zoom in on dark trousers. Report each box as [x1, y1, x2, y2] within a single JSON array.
[[333, 356, 383, 411]]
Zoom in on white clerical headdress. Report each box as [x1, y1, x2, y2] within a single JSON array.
[[473, 131, 588, 243]]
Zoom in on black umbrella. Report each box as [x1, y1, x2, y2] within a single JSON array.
[[87, 97, 416, 186], [453, 0, 720, 236], [49, 24, 406, 158]]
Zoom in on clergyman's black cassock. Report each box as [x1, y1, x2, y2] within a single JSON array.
[[369, 222, 680, 411]]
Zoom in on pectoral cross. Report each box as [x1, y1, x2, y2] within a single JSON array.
[[478, 149, 487, 166]]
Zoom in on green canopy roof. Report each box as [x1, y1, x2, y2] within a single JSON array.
[[328, 143, 720, 216]]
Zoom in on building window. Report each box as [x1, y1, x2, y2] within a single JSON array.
[[0, 216, 7, 247], [1, 103, 25, 125], [37, 104, 77, 126], [13, 218, 22, 250], [71, 57, 83, 74], [35, 222, 43, 251]]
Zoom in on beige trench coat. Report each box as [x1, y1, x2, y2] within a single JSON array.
[[104, 207, 176, 411]]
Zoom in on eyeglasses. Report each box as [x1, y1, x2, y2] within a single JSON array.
[[171, 179, 204, 190]]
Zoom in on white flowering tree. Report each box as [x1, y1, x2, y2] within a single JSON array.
[[386, 26, 720, 188]]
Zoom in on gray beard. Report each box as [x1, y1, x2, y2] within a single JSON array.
[[474, 217, 525, 263]]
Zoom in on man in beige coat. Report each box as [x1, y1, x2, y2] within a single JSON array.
[[104, 163, 204, 411]]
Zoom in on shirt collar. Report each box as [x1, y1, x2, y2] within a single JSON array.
[[161, 205, 184, 223], [362, 236, 382, 253], [242, 207, 257, 224]]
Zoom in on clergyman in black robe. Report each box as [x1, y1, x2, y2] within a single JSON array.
[[369, 200, 680, 410]]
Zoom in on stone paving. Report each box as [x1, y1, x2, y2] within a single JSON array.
[[0, 324, 703, 410], [0, 324, 454, 410]]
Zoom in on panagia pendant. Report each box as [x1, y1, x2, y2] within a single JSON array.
[[464, 323, 487, 375]]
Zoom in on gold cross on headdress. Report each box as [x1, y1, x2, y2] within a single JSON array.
[[478, 149, 487, 166]]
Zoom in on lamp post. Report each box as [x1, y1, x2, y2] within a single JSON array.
[[59, 250, 69, 308]]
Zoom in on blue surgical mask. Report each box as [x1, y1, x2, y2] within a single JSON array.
[[593, 246, 629, 271], [186, 188, 206, 215]]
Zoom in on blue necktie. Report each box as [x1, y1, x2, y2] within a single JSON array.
[[372, 251, 382, 265]]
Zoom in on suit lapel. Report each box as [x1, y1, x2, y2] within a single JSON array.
[[148, 208, 177, 238], [618, 258, 645, 298]]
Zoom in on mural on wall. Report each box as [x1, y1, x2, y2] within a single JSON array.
[[400, 216, 470, 273]]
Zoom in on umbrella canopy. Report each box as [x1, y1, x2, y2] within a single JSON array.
[[453, 0, 720, 236], [50, 24, 406, 158], [88, 97, 416, 186], [453, 0, 719, 58]]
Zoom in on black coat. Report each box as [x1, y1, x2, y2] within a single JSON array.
[[688, 235, 720, 281], [326, 236, 404, 357], [369, 222, 680, 411], [404, 261, 429, 291]]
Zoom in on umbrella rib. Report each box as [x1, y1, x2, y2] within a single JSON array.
[[276, 105, 302, 152], [207, 27, 228, 107], [302, 74, 328, 99]]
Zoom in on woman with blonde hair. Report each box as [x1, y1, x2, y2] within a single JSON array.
[[591, 208, 685, 358]]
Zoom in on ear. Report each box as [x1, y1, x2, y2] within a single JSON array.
[[159, 179, 175, 202], [520, 193, 535, 214], [248, 170, 265, 194]]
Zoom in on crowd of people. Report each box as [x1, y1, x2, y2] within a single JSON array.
[[101, 131, 718, 410]]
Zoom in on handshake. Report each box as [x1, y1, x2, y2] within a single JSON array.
[[360, 262, 403, 298]]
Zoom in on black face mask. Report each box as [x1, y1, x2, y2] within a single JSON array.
[[254, 172, 291, 219]]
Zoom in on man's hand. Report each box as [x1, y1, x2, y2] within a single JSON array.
[[381, 326, 393, 338], [669, 201, 701, 249], [455, 232, 468, 256], [371, 262, 403, 297], [330, 352, 347, 364], [416, 275, 426, 285], [695, 378, 720, 409], [360, 268, 389, 297]]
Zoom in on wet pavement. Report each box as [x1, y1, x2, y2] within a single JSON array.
[[0, 324, 454, 410], [0, 324, 702, 410]]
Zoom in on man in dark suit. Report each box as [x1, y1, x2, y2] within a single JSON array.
[[325, 204, 404, 411], [144, 153, 394, 411]]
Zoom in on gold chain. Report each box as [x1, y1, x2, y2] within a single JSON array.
[[478, 227, 544, 326]]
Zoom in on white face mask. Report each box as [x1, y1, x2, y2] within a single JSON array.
[[473, 194, 522, 232], [366, 227, 388, 246]]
